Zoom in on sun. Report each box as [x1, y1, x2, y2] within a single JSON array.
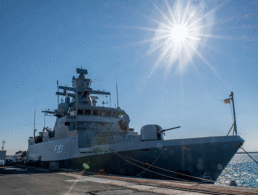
[[141, 0, 217, 74], [170, 24, 189, 44]]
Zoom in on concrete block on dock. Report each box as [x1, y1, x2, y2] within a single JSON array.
[[49, 162, 59, 172]]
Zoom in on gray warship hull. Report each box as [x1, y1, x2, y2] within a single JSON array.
[[26, 68, 244, 183], [27, 135, 243, 183]]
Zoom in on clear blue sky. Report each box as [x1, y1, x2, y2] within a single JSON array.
[[0, 0, 257, 155]]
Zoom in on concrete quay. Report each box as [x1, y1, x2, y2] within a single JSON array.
[[0, 165, 257, 195]]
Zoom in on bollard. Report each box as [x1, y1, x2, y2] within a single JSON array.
[[49, 162, 59, 172]]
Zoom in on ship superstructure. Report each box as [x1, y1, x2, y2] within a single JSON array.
[[27, 68, 244, 183]]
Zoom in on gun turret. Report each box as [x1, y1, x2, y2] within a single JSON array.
[[158, 126, 181, 134]]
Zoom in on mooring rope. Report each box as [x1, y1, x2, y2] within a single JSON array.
[[112, 150, 215, 183], [112, 150, 186, 182], [241, 147, 258, 165], [135, 148, 165, 177]]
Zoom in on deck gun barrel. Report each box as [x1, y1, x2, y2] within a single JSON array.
[[158, 126, 181, 133]]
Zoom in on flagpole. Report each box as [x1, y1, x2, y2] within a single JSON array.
[[230, 92, 237, 135]]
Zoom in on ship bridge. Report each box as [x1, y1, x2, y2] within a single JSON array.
[[38, 68, 131, 148]]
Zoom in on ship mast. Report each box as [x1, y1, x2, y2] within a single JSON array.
[[230, 92, 237, 135], [55, 68, 111, 117], [226, 92, 237, 136]]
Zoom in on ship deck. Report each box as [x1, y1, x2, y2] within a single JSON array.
[[0, 165, 257, 195]]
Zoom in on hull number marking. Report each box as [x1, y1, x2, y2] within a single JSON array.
[[54, 145, 64, 153]]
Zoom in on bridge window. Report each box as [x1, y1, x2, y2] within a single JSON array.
[[93, 110, 98, 116], [99, 110, 105, 116], [113, 112, 118, 118], [106, 111, 112, 117], [85, 109, 91, 115], [78, 109, 83, 115], [70, 109, 76, 116]]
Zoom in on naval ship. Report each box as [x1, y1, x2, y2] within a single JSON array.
[[26, 68, 244, 183]]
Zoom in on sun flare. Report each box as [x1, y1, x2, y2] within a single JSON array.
[[142, 0, 217, 74], [170, 24, 189, 44]]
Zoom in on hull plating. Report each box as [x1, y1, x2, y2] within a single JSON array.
[[27, 135, 244, 183]]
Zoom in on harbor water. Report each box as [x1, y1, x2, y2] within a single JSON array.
[[215, 153, 258, 188]]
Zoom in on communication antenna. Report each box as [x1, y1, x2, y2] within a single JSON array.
[[44, 111, 46, 127], [57, 80, 59, 104], [34, 97, 36, 131], [110, 94, 111, 107], [34, 109, 36, 131], [116, 78, 119, 108], [34, 97, 37, 140], [2, 140, 5, 150], [75, 72, 78, 130]]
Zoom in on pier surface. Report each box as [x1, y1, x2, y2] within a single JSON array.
[[0, 165, 257, 195]]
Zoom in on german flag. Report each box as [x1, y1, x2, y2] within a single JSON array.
[[224, 98, 230, 104]]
